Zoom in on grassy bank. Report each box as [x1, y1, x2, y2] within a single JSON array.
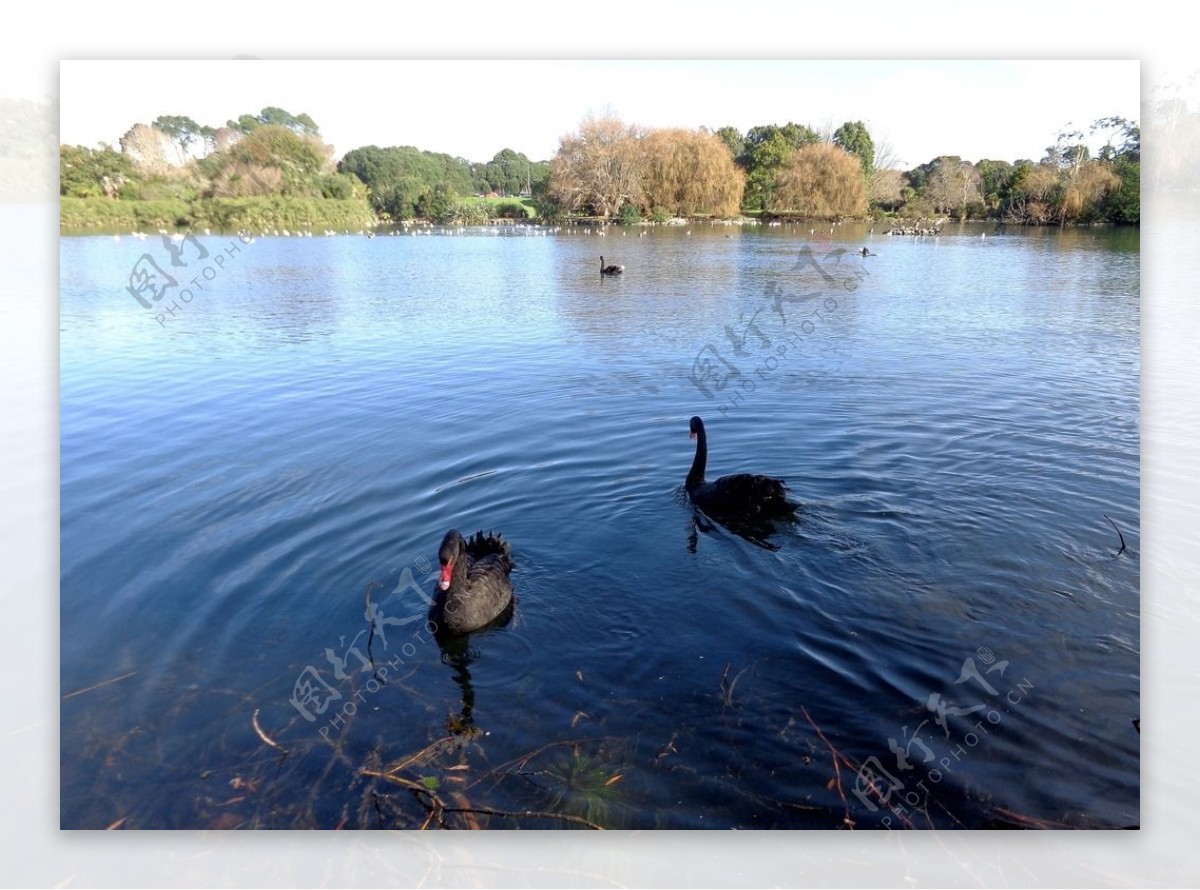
[[60, 196, 378, 233], [472, 196, 537, 219]]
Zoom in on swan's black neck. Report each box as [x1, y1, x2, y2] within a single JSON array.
[[687, 425, 707, 489]]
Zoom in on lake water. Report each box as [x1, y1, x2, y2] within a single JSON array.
[[59, 221, 1139, 830]]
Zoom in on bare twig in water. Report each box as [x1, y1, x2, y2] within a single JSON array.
[[992, 806, 1076, 829], [1103, 514, 1128, 555], [251, 708, 289, 756], [447, 791, 481, 829], [468, 736, 624, 792], [361, 768, 449, 828], [439, 805, 604, 830], [364, 578, 380, 611], [363, 580, 382, 677], [376, 736, 458, 776], [800, 706, 855, 829], [719, 662, 751, 707], [62, 670, 137, 699]]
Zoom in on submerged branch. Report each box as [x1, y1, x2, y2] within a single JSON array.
[[375, 736, 458, 777], [800, 706, 854, 829], [62, 670, 137, 700], [1103, 514, 1128, 555], [439, 805, 604, 830], [251, 708, 289, 756]]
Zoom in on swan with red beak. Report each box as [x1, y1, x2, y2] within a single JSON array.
[[432, 528, 515, 634]]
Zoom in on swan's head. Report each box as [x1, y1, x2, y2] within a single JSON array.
[[689, 415, 705, 440], [438, 529, 463, 590]]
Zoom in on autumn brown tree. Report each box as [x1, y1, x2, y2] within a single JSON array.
[[641, 128, 744, 217], [548, 115, 645, 218], [771, 143, 867, 218], [1042, 131, 1121, 226], [119, 123, 176, 176]]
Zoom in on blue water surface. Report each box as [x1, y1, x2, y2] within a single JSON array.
[[60, 221, 1139, 829]]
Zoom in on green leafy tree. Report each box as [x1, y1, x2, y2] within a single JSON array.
[[416, 182, 455, 222], [339, 145, 474, 218], [1100, 158, 1139, 224], [152, 115, 214, 163], [59, 144, 137, 198], [1093, 116, 1139, 224], [975, 159, 1014, 213], [926, 156, 980, 217], [1093, 116, 1140, 163], [715, 126, 744, 161], [738, 122, 819, 211], [319, 171, 364, 200], [473, 148, 549, 196], [227, 107, 320, 136], [205, 125, 331, 197], [999, 160, 1042, 223], [832, 121, 874, 178]]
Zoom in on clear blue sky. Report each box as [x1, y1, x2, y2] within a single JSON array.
[[58, 59, 1139, 169]]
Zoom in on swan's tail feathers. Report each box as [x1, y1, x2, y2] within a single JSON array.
[[751, 479, 796, 518], [756, 475, 793, 502], [465, 529, 514, 568]]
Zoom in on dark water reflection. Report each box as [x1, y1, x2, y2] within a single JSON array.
[[60, 222, 1139, 829]]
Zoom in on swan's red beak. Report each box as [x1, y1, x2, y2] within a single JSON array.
[[689, 431, 697, 440], [438, 560, 453, 591]]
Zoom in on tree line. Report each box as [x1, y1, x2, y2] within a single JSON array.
[[59, 106, 1139, 228], [543, 114, 1138, 226]]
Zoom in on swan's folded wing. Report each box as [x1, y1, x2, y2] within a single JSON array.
[[707, 473, 795, 517]]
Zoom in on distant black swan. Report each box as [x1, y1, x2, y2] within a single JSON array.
[[685, 416, 795, 523], [431, 529, 514, 635], [601, 256, 624, 276]]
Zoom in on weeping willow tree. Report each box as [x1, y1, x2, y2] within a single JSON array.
[[770, 142, 867, 218], [547, 115, 645, 219], [1057, 161, 1121, 226], [640, 127, 744, 217]]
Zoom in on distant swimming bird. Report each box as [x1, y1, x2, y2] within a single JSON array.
[[601, 256, 624, 276]]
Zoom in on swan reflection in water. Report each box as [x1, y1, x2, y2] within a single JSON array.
[[433, 602, 516, 734], [685, 503, 790, 552]]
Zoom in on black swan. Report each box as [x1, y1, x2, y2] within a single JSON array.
[[601, 256, 624, 276], [430, 529, 514, 635], [685, 416, 795, 523]]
